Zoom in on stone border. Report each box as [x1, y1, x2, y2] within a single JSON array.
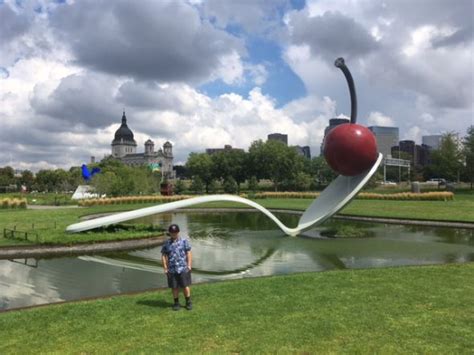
[[0, 236, 166, 260], [334, 214, 474, 229]]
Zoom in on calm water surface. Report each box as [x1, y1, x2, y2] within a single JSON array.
[[1, 212, 472, 311]]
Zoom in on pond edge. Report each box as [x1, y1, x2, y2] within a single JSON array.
[[1, 207, 472, 259]]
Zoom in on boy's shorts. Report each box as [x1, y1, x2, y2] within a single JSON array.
[[167, 270, 192, 288]]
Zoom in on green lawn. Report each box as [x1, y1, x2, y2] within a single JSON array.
[[257, 195, 474, 223], [0, 204, 162, 246], [2, 192, 75, 206], [0, 263, 472, 353]]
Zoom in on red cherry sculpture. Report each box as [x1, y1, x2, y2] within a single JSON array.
[[323, 57, 378, 176], [323, 123, 377, 176]]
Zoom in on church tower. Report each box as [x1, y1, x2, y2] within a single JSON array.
[[111, 111, 137, 158], [163, 141, 173, 157], [144, 139, 154, 155]]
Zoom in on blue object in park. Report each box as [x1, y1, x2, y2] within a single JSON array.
[[81, 164, 101, 181]]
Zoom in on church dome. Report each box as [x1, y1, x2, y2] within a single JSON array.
[[112, 111, 136, 145], [163, 141, 172, 147]]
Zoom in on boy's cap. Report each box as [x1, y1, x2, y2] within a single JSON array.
[[168, 224, 180, 233]]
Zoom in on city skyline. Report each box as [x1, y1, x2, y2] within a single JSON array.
[[0, 0, 472, 171]]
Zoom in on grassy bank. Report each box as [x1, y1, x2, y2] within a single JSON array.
[[0, 204, 160, 246], [0, 263, 472, 353], [258, 195, 474, 223], [1, 192, 75, 206]]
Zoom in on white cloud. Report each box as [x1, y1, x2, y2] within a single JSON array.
[[405, 125, 429, 143], [367, 111, 395, 126], [402, 25, 456, 57], [212, 51, 245, 85], [246, 63, 268, 86], [420, 113, 435, 123]]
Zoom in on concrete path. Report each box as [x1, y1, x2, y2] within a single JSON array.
[[27, 205, 80, 210]]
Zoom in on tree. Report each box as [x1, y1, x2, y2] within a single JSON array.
[[92, 159, 159, 196], [190, 176, 204, 194], [174, 179, 186, 195], [211, 150, 248, 193], [428, 133, 463, 182], [186, 153, 213, 193], [67, 167, 83, 191], [247, 140, 303, 191], [223, 176, 238, 194], [19, 170, 34, 190], [462, 126, 474, 188], [247, 176, 259, 193], [173, 165, 188, 179], [93, 171, 119, 196], [34, 170, 56, 192], [309, 156, 337, 187], [0, 166, 15, 187], [208, 179, 219, 194], [292, 172, 312, 191]]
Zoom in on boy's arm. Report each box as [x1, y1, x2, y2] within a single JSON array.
[[161, 254, 168, 273], [186, 251, 192, 271]]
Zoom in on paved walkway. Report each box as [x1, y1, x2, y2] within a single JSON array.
[[27, 205, 80, 210]]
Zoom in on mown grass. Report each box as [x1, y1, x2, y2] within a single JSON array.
[[0, 263, 472, 353], [1, 192, 75, 206], [257, 196, 474, 223], [0, 204, 160, 246]]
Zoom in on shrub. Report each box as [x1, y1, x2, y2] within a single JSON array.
[[0, 198, 27, 209]]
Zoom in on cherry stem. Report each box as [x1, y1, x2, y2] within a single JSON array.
[[334, 57, 357, 124]]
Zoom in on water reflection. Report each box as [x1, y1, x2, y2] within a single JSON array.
[[0, 211, 472, 311]]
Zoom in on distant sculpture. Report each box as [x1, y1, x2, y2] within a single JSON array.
[[323, 58, 378, 176], [67, 58, 382, 236], [81, 164, 101, 182]]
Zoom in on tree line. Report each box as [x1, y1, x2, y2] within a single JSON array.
[[0, 126, 472, 195], [184, 127, 474, 192]]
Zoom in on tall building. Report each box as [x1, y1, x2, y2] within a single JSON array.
[[391, 140, 431, 168], [110, 111, 175, 179], [293, 145, 311, 159], [206, 145, 244, 155], [418, 144, 431, 166], [368, 126, 399, 158], [320, 118, 350, 155], [422, 135, 442, 150], [267, 133, 288, 145]]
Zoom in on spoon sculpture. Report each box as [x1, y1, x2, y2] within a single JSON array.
[[67, 58, 382, 236]]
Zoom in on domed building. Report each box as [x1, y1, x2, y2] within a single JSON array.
[[111, 111, 175, 179]]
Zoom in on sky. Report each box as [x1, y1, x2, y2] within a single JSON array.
[[0, 0, 473, 171]]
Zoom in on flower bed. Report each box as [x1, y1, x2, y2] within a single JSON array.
[[0, 198, 28, 209], [254, 191, 454, 201], [78, 195, 194, 207]]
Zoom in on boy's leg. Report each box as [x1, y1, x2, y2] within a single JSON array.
[[183, 287, 192, 310], [172, 288, 180, 310]]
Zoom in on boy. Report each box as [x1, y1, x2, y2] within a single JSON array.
[[161, 224, 193, 311]]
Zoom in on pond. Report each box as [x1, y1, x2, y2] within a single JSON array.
[[1, 211, 473, 311]]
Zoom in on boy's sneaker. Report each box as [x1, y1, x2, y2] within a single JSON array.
[[185, 301, 193, 311], [172, 303, 181, 311]]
